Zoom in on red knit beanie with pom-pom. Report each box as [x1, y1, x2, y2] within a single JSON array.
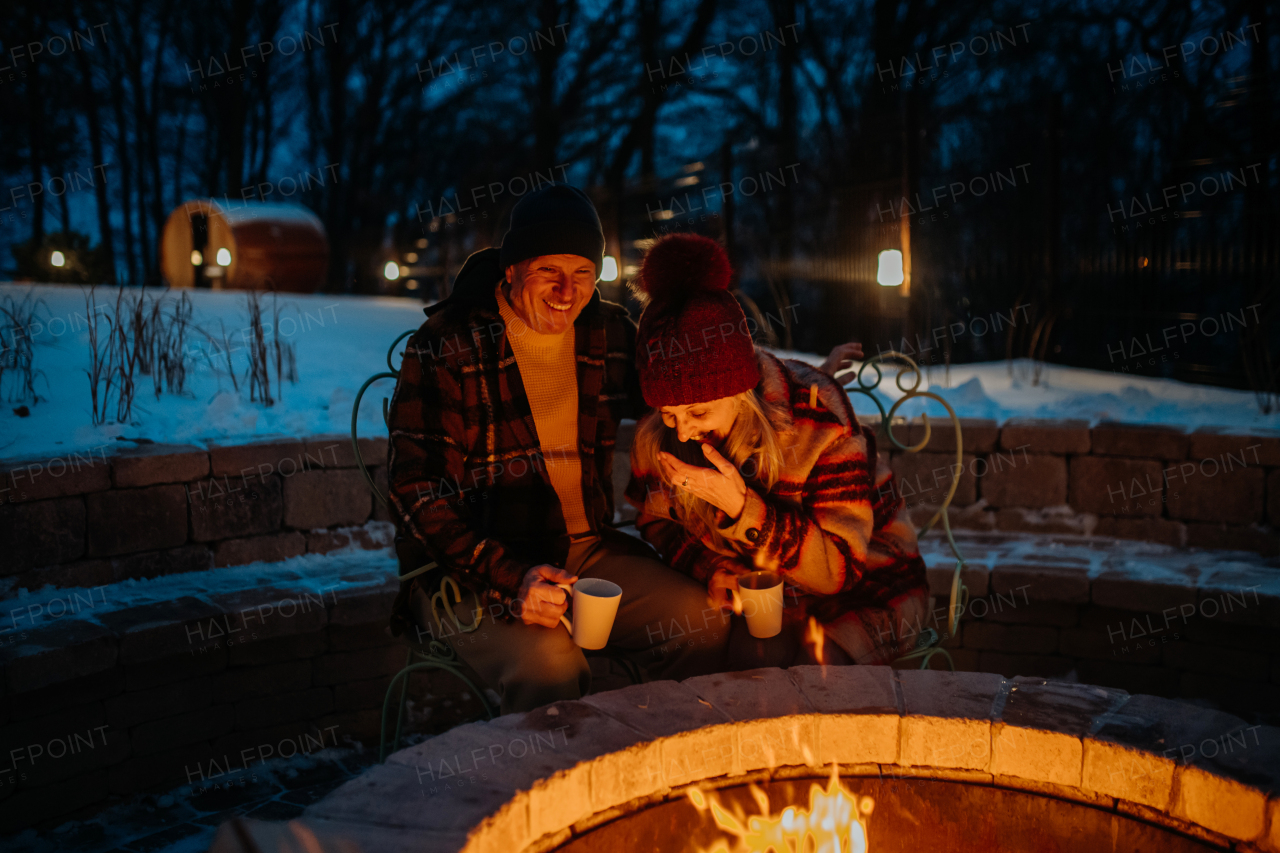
[[633, 233, 760, 407]]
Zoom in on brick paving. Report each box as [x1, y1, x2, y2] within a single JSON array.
[[3, 746, 380, 853], [915, 527, 1279, 593], [0, 657, 636, 853]]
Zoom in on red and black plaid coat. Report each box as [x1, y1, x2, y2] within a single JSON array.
[[627, 351, 928, 656], [385, 249, 644, 632]]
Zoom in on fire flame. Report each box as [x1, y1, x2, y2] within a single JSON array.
[[688, 765, 872, 853], [804, 617, 826, 667]]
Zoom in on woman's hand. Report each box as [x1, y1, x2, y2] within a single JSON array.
[[707, 567, 741, 612], [820, 341, 864, 378], [658, 443, 748, 519]]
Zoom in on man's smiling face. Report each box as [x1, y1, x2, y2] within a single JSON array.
[[504, 254, 597, 335]]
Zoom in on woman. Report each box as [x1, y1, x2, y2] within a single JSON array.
[[625, 233, 930, 667]]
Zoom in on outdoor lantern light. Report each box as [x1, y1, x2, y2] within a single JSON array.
[[601, 256, 619, 282], [216, 248, 231, 266], [384, 261, 400, 281], [877, 250, 904, 287], [50, 250, 65, 267], [190, 250, 203, 266]]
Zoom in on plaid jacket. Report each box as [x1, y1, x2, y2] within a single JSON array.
[[386, 251, 643, 631], [627, 351, 927, 626]]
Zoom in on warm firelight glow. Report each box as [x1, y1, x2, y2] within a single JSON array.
[[804, 617, 826, 666], [688, 766, 872, 853]]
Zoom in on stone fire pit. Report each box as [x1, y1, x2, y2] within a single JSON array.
[[211, 667, 1278, 853]]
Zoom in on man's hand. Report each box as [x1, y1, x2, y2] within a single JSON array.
[[820, 341, 864, 378], [516, 564, 576, 628], [708, 567, 742, 612]]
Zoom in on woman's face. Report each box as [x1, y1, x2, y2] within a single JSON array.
[[659, 395, 738, 444]]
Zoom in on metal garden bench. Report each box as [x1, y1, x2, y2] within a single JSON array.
[[835, 351, 969, 671]]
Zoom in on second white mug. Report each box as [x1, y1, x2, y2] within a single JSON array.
[[731, 570, 785, 638]]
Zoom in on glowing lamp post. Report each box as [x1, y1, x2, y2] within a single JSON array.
[[876, 250, 904, 287], [216, 248, 232, 266], [50, 250, 66, 267], [383, 261, 400, 281], [600, 255, 619, 282]]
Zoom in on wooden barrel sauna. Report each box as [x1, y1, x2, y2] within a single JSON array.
[[159, 199, 329, 292]]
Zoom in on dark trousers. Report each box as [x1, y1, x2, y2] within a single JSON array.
[[411, 527, 730, 714]]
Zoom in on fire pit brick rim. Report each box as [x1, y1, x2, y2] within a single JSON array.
[[318, 668, 1277, 853]]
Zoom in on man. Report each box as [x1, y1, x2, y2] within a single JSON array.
[[386, 183, 729, 714]]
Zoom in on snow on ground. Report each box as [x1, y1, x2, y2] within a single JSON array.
[[1, 283, 428, 462], [1, 283, 1274, 465], [0, 536, 397, 620], [776, 350, 1275, 432]]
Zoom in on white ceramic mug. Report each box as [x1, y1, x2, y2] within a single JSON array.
[[731, 570, 785, 638], [555, 578, 623, 650]]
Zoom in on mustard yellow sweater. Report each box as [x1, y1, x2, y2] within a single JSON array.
[[496, 285, 590, 534]]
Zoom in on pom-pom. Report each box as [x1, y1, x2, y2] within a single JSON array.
[[634, 233, 731, 306]]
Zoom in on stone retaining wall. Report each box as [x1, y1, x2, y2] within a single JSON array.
[[880, 418, 1279, 553], [0, 577, 424, 834], [1, 435, 393, 593], [213, 668, 1280, 853], [6, 417, 1277, 596]]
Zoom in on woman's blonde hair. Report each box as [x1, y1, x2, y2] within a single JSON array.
[[632, 386, 789, 552]]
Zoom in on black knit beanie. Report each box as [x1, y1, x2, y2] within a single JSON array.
[[499, 183, 605, 275]]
